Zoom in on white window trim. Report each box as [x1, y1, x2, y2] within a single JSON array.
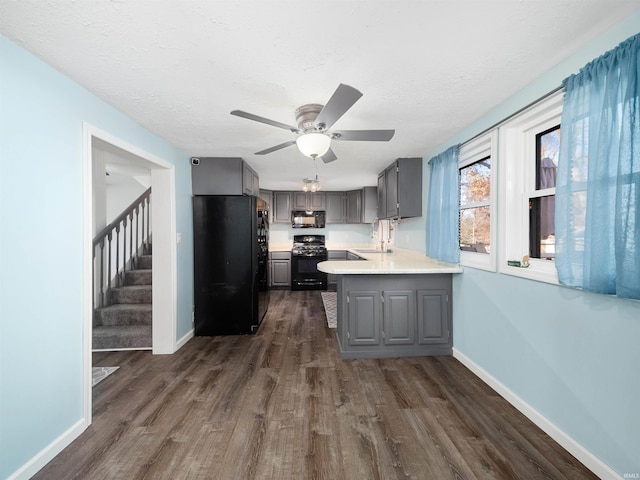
[[498, 90, 563, 284], [459, 130, 497, 272]]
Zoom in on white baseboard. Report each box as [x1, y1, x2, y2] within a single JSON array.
[[7, 418, 88, 480], [175, 328, 194, 351], [452, 348, 622, 480]]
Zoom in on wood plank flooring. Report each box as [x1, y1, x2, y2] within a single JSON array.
[[33, 290, 597, 479]]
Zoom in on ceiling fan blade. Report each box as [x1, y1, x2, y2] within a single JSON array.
[[320, 148, 337, 164], [231, 110, 300, 133], [255, 141, 296, 155], [332, 129, 395, 142], [314, 84, 363, 130]]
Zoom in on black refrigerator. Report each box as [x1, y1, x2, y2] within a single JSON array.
[[192, 195, 269, 335]]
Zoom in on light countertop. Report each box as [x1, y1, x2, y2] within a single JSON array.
[[317, 247, 463, 275]]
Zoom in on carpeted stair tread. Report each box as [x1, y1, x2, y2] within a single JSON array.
[[111, 285, 152, 304], [93, 324, 152, 350], [136, 255, 152, 270], [96, 304, 152, 326], [124, 269, 152, 285]]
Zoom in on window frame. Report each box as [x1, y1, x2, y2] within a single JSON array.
[[458, 130, 497, 272], [498, 91, 564, 284]]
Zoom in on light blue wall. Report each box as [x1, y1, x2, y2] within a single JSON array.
[[0, 35, 194, 478], [420, 13, 640, 477]]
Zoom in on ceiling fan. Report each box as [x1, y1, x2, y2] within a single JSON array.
[[231, 83, 395, 163]]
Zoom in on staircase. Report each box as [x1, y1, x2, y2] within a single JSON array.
[[93, 251, 152, 350]]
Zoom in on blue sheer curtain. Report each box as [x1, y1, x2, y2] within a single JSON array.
[[426, 145, 460, 263], [555, 33, 640, 300]]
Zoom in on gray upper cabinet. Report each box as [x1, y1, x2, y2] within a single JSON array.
[[377, 157, 422, 219], [325, 191, 345, 223], [293, 191, 326, 210], [377, 174, 385, 220], [384, 163, 398, 218], [361, 186, 378, 224], [243, 162, 259, 196], [270, 188, 377, 225], [345, 190, 362, 224], [272, 191, 292, 224], [191, 157, 259, 196]]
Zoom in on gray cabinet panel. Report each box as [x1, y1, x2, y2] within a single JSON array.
[[385, 164, 399, 218], [273, 192, 291, 224], [346, 190, 362, 223], [292, 192, 308, 210], [362, 186, 378, 224], [309, 192, 326, 210], [417, 289, 449, 344], [377, 174, 385, 220], [293, 191, 326, 210], [383, 290, 415, 345], [270, 251, 291, 287], [325, 191, 345, 223], [347, 290, 380, 346], [191, 157, 259, 196], [377, 157, 422, 219]]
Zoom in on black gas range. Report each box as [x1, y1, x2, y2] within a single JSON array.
[[291, 235, 328, 291]]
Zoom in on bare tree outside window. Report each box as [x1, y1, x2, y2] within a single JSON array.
[[459, 157, 491, 253]]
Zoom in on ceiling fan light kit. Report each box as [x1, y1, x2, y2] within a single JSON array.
[[296, 132, 331, 158], [231, 83, 395, 164]]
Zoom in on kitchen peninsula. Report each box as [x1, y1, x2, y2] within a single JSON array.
[[318, 248, 462, 359]]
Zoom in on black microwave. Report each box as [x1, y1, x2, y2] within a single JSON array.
[[291, 210, 325, 228]]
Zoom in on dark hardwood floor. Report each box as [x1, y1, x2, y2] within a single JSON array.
[[34, 290, 596, 479]]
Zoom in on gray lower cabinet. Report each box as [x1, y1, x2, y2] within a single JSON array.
[[383, 290, 415, 345], [336, 273, 451, 358], [347, 291, 380, 346], [269, 251, 291, 288]]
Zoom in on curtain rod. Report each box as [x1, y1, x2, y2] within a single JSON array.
[[461, 85, 564, 147]]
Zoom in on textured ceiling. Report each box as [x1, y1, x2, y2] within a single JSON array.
[[1, 1, 639, 190]]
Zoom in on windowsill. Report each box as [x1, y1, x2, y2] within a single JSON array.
[[498, 258, 559, 285]]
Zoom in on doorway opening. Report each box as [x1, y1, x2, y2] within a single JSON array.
[[82, 124, 178, 424]]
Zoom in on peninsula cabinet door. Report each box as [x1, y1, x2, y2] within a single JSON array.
[[347, 290, 380, 346], [382, 290, 415, 345], [417, 289, 449, 345]]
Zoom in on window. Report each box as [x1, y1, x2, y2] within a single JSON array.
[[529, 125, 560, 260], [499, 91, 563, 283], [458, 131, 497, 271]]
